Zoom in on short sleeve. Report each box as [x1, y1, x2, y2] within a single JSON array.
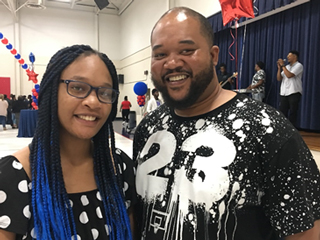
[[262, 134, 320, 237], [0, 156, 31, 235], [115, 149, 138, 209], [291, 63, 303, 76]]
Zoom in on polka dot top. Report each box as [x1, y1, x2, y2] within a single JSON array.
[[0, 148, 137, 239]]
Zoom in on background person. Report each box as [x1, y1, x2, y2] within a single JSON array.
[[146, 88, 162, 113], [247, 61, 266, 102], [120, 96, 132, 123], [0, 45, 136, 240], [133, 7, 320, 240], [11, 95, 28, 128], [0, 94, 8, 130], [277, 50, 303, 128], [217, 63, 234, 90]]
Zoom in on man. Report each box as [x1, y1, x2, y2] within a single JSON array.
[[133, 7, 320, 240], [247, 61, 266, 102], [217, 63, 234, 90], [277, 51, 303, 128], [146, 88, 162, 113]]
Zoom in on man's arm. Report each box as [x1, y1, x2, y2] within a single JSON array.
[[285, 219, 320, 240], [277, 59, 283, 81], [247, 79, 264, 90], [281, 65, 295, 78]]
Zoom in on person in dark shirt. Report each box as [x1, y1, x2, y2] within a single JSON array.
[[217, 63, 234, 90], [133, 6, 320, 240]]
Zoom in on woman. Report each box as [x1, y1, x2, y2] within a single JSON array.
[[0, 94, 8, 130], [120, 96, 131, 123], [0, 45, 136, 239]]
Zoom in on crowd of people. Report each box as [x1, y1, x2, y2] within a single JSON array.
[[0, 6, 318, 240], [0, 94, 32, 130]]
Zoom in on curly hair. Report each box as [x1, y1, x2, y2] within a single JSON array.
[[30, 45, 131, 239]]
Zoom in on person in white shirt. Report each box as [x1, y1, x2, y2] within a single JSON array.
[[277, 50, 303, 127], [147, 88, 162, 113]]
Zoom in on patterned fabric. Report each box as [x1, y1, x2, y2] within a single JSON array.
[[133, 93, 320, 240], [0, 148, 137, 240], [251, 69, 265, 94]]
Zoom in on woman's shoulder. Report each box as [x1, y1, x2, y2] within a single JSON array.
[[12, 146, 31, 179], [0, 151, 31, 235]]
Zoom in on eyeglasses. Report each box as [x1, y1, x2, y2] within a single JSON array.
[[60, 80, 119, 104]]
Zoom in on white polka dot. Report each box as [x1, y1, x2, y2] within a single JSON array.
[[228, 113, 236, 120], [22, 234, 27, 239], [18, 180, 28, 193], [12, 160, 23, 170], [284, 194, 290, 200], [79, 211, 89, 224], [71, 234, 81, 240], [123, 182, 129, 192], [28, 182, 32, 190], [125, 200, 131, 209], [80, 195, 89, 206], [91, 228, 99, 239], [96, 207, 103, 219], [0, 215, 11, 228], [23, 205, 31, 219], [0, 191, 7, 204], [96, 192, 102, 201], [30, 228, 36, 238], [69, 199, 73, 208], [233, 119, 244, 130], [261, 118, 271, 126], [105, 225, 111, 235], [123, 162, 127, 171]]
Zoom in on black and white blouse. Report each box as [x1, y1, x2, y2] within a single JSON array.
[[0, 148, 137, 239]]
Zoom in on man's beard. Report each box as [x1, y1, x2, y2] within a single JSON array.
[[152, 61, 214, 110]]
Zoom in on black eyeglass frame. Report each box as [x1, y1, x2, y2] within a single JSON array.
[[60, 79, 119, 104]]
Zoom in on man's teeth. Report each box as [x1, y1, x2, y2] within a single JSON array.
[[78, 115, 96, 121], [168, 75, 187, 81]]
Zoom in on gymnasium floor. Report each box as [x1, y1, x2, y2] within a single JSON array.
[[1, 121, 319, 169]]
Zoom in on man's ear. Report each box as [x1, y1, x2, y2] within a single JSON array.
[[210, 45, 219, 66]]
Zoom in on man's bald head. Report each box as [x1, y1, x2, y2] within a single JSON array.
[[151, 7, 215, 48]]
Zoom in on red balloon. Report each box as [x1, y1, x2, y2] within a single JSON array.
[[137, 95, 142, 100], [33, 92, 38, 97], [219, 0, 255, 26], [11, 49, 17, 54], [32, 79, 38, 84], [18, 59, 25, 64], [1, 38, 8, 44], [31, 102, 36, 107], [32, 88, 36, 92], [34, 106, 38, 110]]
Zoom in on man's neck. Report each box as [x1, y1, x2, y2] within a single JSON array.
[[174, 84, 236, 118]]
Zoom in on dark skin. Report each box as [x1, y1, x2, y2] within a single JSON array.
[[147, 9, 320, 240]]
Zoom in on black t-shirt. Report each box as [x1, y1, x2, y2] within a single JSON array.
[[0, 148, 137, 239], [133, 93, 320, 240]]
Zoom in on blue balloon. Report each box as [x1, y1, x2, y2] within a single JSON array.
[[29, 52, 35, 63], [14, 54, 21, 59], [35, 84, 40, 91], [133, 82, 148, 96], [0, 32, 3, 39], [6, 44, 13, 50], [33, 98, 38, 104], [22, 64, 28, 69]]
